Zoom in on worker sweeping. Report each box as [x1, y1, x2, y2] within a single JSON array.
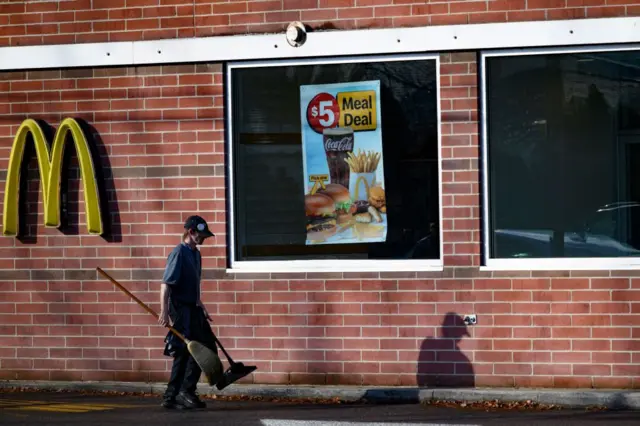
[[158, 215, 217, 409], [96, 216, 256, 411]]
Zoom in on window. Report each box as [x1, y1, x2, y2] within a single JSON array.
[[227, 55, 442, 271], [482, 47, 640, 268]]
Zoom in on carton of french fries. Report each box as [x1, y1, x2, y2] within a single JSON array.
[[345, 149, 381, 174]]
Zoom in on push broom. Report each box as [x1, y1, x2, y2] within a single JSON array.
[[96, 267, 223, 386], [96, 267, 255, 389]]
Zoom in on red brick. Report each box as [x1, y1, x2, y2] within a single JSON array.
[[612, 365, 640, 376], [0, 25, 27, 37], [17, 347, 49, 358], [551, 303, 589, 314], [25, 24, 60, 35], [551, 278, 589, 290], [548, 7, 586, 19], [533, 315, 570, 327], [337, 7, 373, 18], [573, 315, 611, 327], [76, 10, 109, 21], [568, 0, 605, 4], [34, 359, 66, 370], [489, 0, 527, 10], [229, 13, 265, 24], [591, 302, 630, 314], [11, 13, 43, 25], [528, 0, 566, 7], [247, 1, 278, 12], [284, 0, 319, 8], [573, 290, 611, 302], [494, 363, 532, 375], [592, 278, 630, 290], [587, 6, 626, 17], [470, 11, 507, 23], [126, 18, 160, 31], [24, 2, 54, 12], [573, 364, 611, 376], [533, 364, 572, 376], [319, 0, 353, 6], [612, 290, 640, 302], [265, 11, 301, 22], [593, 377, 633, 389], [0, 314, 33, 325], [475, 351, 512, 363], [2, 359, 34, 369], [507, 10, 547, 20], [375, 5, 411, 17], [552, 327, 591, 339]]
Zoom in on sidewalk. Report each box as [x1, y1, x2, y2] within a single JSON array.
[[1, 380, 639, 410]]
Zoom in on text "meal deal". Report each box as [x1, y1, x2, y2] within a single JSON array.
[[307, 90, 377, 134]]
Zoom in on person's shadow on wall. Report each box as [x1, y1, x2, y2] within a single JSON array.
[[417, 312, 475, 388]]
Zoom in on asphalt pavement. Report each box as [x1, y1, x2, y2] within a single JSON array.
[[0, 391, 638, 426]]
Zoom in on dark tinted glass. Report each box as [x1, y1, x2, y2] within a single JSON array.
[[230, 57, 440, 261], [486, 50, 640, 258]]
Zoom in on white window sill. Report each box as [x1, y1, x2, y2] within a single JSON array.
[[227, 259, 443, 273], [482, 258, 640, 271]]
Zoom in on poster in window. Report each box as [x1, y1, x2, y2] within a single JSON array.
[[300, 80, 387, 245]]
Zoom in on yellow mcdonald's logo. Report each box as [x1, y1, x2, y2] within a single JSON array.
[[2, 118, 103, 236]]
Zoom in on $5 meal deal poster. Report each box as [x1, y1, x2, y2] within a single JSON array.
[[300, 80, 388, 246]]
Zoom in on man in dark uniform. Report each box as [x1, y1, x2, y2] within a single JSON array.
[[158, 215, 217, 410]]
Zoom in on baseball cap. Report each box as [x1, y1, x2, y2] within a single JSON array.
[[184, 215, 214, 238]]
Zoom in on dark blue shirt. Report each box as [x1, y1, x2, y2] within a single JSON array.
[[162, 242, 201, 305]]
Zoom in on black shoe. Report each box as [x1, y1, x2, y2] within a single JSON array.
[[176, 392, 206, 409], [161, 396, 188, 410]]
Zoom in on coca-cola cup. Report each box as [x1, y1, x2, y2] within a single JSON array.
[[323, 127, 354, 190]]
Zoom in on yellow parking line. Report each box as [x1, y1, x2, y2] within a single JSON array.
[[54, 404, 136, 410], [9, 405, 92, 413], [0, 400, 49, 405], [0, 401, 137, 413], [0, 401, 50, 408]]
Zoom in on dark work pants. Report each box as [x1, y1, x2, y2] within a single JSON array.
[[163, 300, 217, 398], [165, 348, 201, 397]]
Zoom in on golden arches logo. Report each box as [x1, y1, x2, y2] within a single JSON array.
[[3, 118, 103, 236], [353, 175, 371, 201]]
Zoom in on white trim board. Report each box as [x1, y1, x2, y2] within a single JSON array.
[[261, 421, 480, 426], [225, 260, 444, 274], [1, 17, 640, 71], [482, 258, 640, 271]]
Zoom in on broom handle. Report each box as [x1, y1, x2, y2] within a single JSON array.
[[96, 267, 188, 344], [211, 333, 235, 365]]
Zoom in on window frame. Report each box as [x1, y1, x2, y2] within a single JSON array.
[[225, 53, 444, 273], [480, 43, 640, 271]]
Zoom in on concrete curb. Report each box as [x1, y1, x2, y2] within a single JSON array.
[[1, 380, 639, 410]]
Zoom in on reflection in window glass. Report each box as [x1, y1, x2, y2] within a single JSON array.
[[486, 50, 640, 258], [230, 57, 440, 262]]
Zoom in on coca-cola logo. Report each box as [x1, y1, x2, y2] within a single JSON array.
[[324, 136, 354, 152]]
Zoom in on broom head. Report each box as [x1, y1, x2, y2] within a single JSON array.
[[187, 340, 223, 386], [215, 362, 257, 390]]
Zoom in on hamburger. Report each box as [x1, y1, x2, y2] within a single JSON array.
[[305, 193, 337, 241], [318, 184, 354, 224]]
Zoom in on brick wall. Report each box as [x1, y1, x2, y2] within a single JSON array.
[[0, 1, 638, 390], [0, 51, 637, 389], [2, 0, 640, 47]]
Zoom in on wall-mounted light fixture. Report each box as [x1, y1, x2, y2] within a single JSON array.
[[286, 21, 307, 48]]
